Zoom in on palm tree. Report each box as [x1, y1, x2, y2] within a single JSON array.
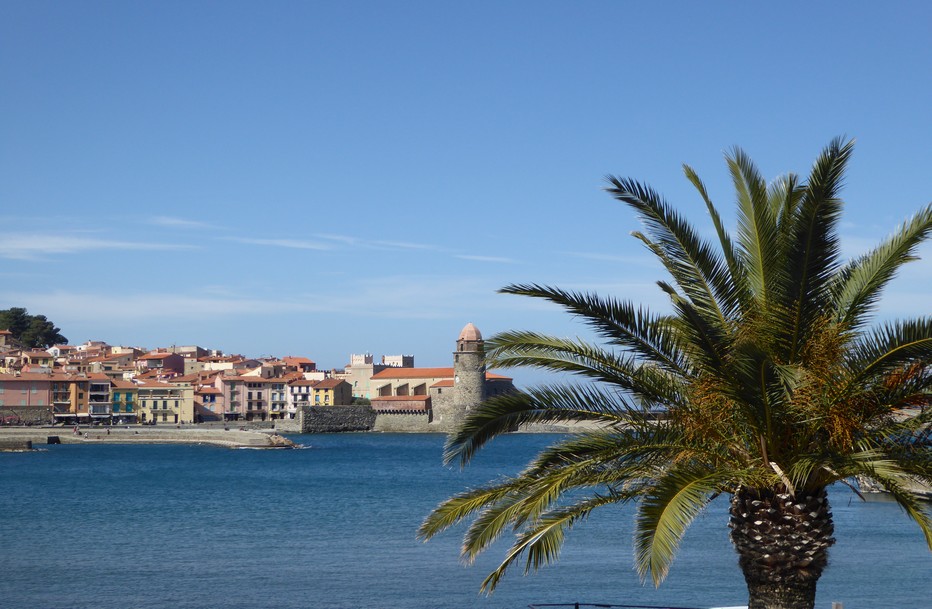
[[419, 138, 932, 609]]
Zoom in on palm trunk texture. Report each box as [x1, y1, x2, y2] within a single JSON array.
[[729, 487, 835, 609]]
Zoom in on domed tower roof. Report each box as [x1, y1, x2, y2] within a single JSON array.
[[458, 323, 482, 342]]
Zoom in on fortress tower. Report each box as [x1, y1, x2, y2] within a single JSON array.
[[453, 322, 486, 413]]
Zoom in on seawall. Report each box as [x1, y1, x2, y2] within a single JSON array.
[[0, 426, 293, 449]]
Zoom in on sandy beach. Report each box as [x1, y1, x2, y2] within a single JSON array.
[[0, 425, 295, 449]]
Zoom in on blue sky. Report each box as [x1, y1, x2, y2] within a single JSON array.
[[2, 2, 930, 386]]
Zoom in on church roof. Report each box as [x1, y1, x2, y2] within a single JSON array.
[[458, 323, 482, 341]]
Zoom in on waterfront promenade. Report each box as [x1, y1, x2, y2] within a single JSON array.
[[0, 425, 294, 449]]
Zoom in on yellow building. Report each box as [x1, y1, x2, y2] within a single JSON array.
[[310, 378, 352, 406], [137, 382, 195, 424]]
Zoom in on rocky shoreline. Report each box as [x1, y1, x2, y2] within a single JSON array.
[[0, 425, 297, 450]]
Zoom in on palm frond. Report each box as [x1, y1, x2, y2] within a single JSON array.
[[605, 176, 733, 327], [661, 286, 731, 374], [486, 330, 688, 405], [842, 318, 932, 386], [728, 146, 779, 307], [480, 493, 625, 593], [851, 458, 932, 549], [634, 467, 730, 586], [444, 384, 636, 466], [490, 287, 689, 372], [833, 203, 932, 328], [418, 482, 520, 541], [683, 163, 748, 315], [779, 136, 854, 361]]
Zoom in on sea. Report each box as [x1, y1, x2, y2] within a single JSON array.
[[1, 433, 929, 609]]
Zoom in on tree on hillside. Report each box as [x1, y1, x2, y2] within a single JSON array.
[[0, 307, 68, 349], [419, 138, 932, 609]]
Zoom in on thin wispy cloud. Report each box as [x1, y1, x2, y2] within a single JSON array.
[[371, 239, 437, 251], [0, 234, 197, 261], [315, 233, 359, 246], [1, 291, 318, 322], [2, 277, 502, 325], [150, 216, 222, 230], [225, 237, 332, 250], [315, 233, 439, 252], [455, 254, 519, 264]]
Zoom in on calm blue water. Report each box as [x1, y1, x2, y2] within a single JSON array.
[[1, 434, 929, 609]]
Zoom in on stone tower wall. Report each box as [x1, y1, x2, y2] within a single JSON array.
[[453, 346, 486, 412]]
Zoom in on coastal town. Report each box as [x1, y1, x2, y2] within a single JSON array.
[[0, 323, 515, 434]]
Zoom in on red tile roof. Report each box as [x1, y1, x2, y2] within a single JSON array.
[[136, 381, 175, 388], [284, 356, 315, 364], [139, 352, 177, 360], [371, 395, 430, 402], [314, 378, 347, 389]]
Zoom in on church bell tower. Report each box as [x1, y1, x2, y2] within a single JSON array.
[[453, 322, 486, 412]]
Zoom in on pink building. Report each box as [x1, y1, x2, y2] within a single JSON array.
[[136, 351, 185, 376]]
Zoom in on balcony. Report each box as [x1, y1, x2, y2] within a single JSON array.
[[89, 405, 111, 416]]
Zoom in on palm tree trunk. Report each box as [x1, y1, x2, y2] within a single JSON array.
[[729, 487, 835, 609], [744, 580, 817, 609]]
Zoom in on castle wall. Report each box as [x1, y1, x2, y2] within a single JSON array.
[[428, 389, 460, 432], [372, 411, 432, 432], [298, 405, 377, 433]]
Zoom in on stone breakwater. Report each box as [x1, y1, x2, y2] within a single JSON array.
[[0, 426, 296, 450]]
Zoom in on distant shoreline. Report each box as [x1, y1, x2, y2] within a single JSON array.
[[0, 425, 295, 449]]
